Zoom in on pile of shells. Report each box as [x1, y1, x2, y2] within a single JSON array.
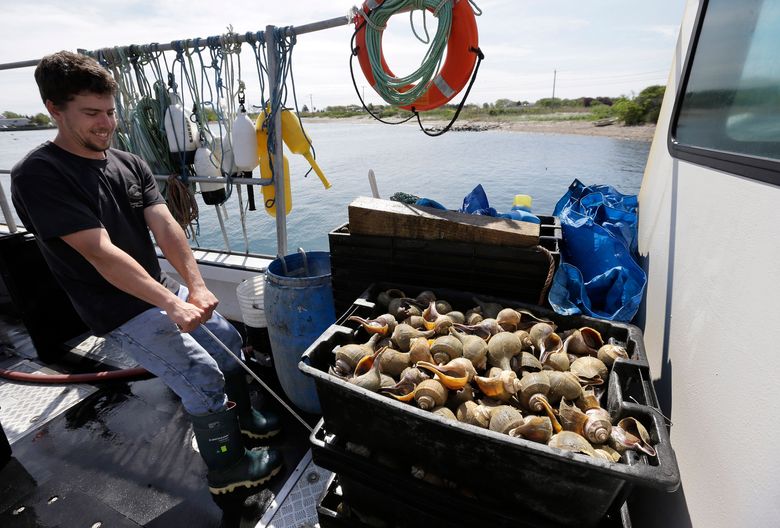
[[328, 288, 657, 464]]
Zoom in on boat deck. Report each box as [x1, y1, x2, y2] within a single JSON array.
[[0, 317, 325, 528]]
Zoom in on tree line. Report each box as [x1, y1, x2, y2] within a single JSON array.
[[482, 85, 666, 125], [4, 85, 667, 127], [1, 111, 52, 126], [303, 85, 666, 126]]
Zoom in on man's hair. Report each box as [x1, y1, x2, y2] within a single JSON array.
[[34, 51, 117, 107]]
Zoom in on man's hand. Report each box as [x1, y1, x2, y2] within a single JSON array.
[[166, 299, 205, 333], [187, 286, 219, 323]]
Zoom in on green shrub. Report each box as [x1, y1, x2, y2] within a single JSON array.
[[612, 98, 644, 125], [636, 85, 665, 124], [590, 104, 614, 120]]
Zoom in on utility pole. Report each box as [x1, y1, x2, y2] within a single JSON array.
[[552, 69, 557, 107], [309, 93, 313, 111]]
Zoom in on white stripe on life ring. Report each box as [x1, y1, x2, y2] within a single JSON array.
[[433, 74, 456, 99]]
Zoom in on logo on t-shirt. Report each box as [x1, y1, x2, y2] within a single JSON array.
[[127, 183, 143, 208]]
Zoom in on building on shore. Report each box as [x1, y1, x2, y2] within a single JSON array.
[[0, 117, 33, 129]]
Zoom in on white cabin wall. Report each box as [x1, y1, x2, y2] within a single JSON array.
[[638, 1, 780, 526], [158, 252, 271, 323]]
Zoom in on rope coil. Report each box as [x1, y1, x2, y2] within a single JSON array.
[[360, 0, 454, 107]]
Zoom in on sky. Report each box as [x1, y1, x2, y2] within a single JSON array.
[[0, 0, 688, 115]]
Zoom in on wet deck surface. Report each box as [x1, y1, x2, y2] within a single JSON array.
[[0, 358, 317, 527]]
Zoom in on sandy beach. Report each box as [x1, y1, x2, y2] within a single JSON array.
[[303, 115, 657, 142], [492, 119, 656, 141]]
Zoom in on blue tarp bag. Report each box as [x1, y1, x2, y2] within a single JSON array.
[[460, 184, 499, 217], [549, 179, 646, 322]]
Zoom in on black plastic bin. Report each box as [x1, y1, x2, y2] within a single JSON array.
[[312, 419, 631, 528], [317, 471, 632, 528], [300, 283, 680, 528], [328, 217, 561, 315]]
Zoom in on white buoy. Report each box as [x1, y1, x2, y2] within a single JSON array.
[[194, 144, 224, 192], [163, 93, 199, 153], [194, 141, 227, 206], [232, 107, 258, 171]]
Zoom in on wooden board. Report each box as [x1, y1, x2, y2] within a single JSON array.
[[347, 197, 540, 247]]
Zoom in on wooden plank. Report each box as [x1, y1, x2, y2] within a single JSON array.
[[347, 197, 540, 247]]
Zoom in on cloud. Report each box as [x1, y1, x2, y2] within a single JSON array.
[[641, 25, 680, 39], [0, 0, 686, 112]]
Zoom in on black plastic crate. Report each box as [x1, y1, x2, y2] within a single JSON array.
[[317, 470, 632, 528], [316, 473, 352, 528], [300, 283, 679, 528], [312, 419, 631, 528], [328, 217, 561, 314]]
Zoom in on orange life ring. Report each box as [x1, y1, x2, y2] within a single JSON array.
[[354, 0, 479, 112]]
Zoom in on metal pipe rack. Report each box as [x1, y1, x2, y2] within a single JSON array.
[[0, 12, 354, 255]]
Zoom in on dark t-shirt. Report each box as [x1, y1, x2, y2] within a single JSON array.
[[11, 142, 179, 335]]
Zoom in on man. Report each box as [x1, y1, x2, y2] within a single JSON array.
[[10, 51, 281, 496]]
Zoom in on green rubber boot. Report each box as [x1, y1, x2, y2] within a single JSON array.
[[224, 371, 282, 440], [190, 402, 282, 494]]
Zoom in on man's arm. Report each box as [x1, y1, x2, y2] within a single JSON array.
[[61, 227, 205, 332], [144, 204, 218, 320]]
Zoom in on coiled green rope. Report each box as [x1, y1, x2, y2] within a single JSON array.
[[362, 0, 453, 107]]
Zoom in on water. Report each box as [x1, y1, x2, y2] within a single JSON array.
[[0, 122, 649, 256]]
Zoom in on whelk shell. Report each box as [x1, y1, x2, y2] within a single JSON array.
[[562, 327, 604, 356], [349, 348, 385, 392], [486, 331, 523, 371], [570, 356, 609, 387], [430, 335, 464, 365], [449, 328, 488, 371], [414, 379, 448, 410], [474, 370, 521, 402], [488, 406, 524, 434], [558, 399, 611, 445], [547, 371, 583, 402], [431, 406, 457, 421], [348, 313, 397, 336], [471, 296, 503, 319], [548, 431, 597, 458], [597, 343, 629, 368], [456, 400, 493, 428], [416, 359, 474, 390], [378, 348, 411, 378], [496, 308, 522, 332], [509, 415, 554, 443], [609, 417, 657, 457]]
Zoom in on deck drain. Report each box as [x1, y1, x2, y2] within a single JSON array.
[[306, 471, 320, 484]]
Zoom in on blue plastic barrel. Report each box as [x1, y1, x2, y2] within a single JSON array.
[[264, 251, 336, 414]]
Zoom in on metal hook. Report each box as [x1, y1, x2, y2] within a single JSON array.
[[277, 253, 289, 276], [297, 247, 309, 276]]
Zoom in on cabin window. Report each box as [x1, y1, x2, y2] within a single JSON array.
[[671, 0, 780, 184]]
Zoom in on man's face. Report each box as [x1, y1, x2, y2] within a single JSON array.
[[47, 92, 116, 159]]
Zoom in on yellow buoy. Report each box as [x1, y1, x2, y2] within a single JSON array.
[[255, 116, 292, 217], [279, 109, 331, 189]]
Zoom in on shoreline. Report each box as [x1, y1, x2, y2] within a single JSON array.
[[302, 115, 656, 142]]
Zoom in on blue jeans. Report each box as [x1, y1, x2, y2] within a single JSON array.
[[104, 285, 243, 415]]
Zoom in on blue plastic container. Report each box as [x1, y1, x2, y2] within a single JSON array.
[[264, 251, 336, 414], [500, 194, 541, 224]]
